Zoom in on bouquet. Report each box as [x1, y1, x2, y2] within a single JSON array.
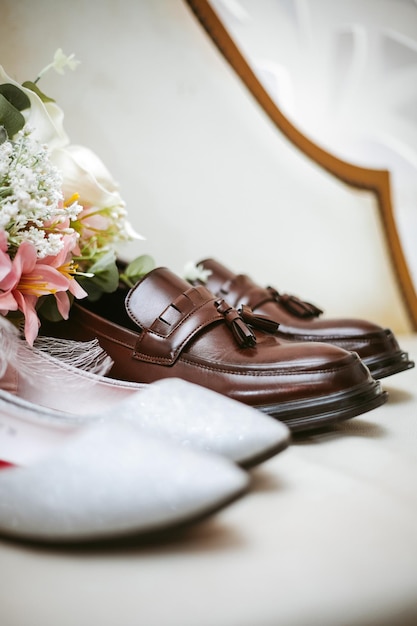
[[0, 50, 149, 345]]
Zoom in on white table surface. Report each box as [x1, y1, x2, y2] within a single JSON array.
[[1, 335, 417, 626]]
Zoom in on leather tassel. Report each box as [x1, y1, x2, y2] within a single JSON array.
[[215, 300, 256, 348], [239, 305, 279, 333], [278, 293, 323, 318]]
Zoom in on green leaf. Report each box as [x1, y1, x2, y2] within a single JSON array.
[[37, 294, 67, 323], [0, 126, 7, 145], [0, 93, 26, 138], [22, 80, 55, 103], [0, 83, 30, 111], [86, 249, 117, 275], [77, 252, 120, 301], [119, 254, 155, 287]]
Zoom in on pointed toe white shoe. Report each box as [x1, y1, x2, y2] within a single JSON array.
[[0, 413, 248, 543], [106, 377, 290, 466], [0, 332, 290, 468]]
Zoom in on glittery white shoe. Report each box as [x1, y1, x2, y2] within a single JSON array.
[[0, 334, 290, 468], [0, 410, 248, 543]]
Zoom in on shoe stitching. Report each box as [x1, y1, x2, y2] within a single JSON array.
[[80, 323, 360, 375], [178, 356, 360, 377]]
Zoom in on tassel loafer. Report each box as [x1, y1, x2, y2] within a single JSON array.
[[41, 267, 388, 433], [194, 258, 414, 380]]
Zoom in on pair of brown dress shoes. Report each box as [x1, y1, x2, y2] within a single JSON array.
[[41, 258, 414, 434]]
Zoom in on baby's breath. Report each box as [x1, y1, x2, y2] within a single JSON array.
[[0, 126, 82, 258]]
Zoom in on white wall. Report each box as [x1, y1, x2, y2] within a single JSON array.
[[0, 0, 413, 331]]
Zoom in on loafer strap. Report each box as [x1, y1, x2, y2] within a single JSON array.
[[127, 284, 255, 365]]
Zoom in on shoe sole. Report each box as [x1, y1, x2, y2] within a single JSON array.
[[256, 380, 388, 433], [363, 351, 414, 380]]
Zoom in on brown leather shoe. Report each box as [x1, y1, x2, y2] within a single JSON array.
[[194, 258, 414, 380], [41, 267, 387, 433]]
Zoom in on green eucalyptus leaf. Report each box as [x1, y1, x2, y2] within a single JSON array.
[[77, 252, 120, 301], [0, 93, 26, 138], [0, 126, 7, 145], [22, 80, 55, 103], [119, 254, 155, 287], [37, 294, 67, 323], [78, 271, 119, 301], [75, 278, 101, 302], [87, 261, 119, 291], [126, 254, 155, 277], [86, 249, 117, 274], [0, 83, 30, 111]]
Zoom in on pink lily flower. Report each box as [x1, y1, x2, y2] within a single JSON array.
[[41, 233, 88, 320], [13, 241, 73, 345], [0, 230, 87, 345], [0, 231, 20, 313]]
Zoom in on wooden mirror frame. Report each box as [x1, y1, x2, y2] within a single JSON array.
[[185, 0, 417, 331]]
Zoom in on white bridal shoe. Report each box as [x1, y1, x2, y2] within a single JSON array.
[[0, 319, 288, 542], [0, 330, 290, 468], [0, 411, 248, 543]]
